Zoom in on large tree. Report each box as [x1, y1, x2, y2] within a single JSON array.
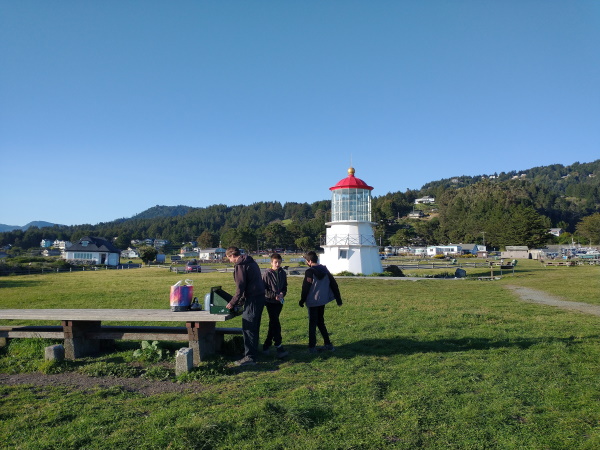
[[197, 230, 217, 249], [576, 213, 600, 245], [499, 205, 550, 249], [138, 245, 158, 263], [262, 222, 291, 249], [114, 232, 133, 250]]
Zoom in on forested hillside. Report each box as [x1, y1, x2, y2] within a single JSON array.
[[2, 160, 599, 253]]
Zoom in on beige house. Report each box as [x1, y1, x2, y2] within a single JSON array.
[[501, 246, 530, 259]]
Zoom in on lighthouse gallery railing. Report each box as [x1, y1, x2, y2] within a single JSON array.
[[321, 234, 377, 246]]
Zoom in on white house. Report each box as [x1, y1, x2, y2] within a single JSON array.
[[460, 244, 487, 255], [408, 210, 425, 219], [53, 240, 72, 249], [549, 228, 563, 237], [121, 248, 140, 258], [198, 248, 226, 260], [63, 236, 121, 266], [426, 245, 462, 257], [414, 196, 435, 204]]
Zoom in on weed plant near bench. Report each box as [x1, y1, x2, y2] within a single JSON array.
[[1, 264, 600, 448]]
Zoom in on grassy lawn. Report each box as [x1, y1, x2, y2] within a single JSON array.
[[1, 261, 600, 448]]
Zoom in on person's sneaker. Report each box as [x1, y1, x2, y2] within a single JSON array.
[[234, 356, 257, 366], [321, 344, 335, 352], [308, 347, 318, 354], [262, 346, 271, 355], [276, 346, 289, 358]]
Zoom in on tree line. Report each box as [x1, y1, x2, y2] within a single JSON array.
[[2, 160, 600, 254]]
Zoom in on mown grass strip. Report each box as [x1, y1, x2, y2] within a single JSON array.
[[1, 260, 600, 448]]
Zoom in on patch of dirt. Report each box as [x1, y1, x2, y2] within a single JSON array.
[[504, 285, 600, 316], [0, 372, 207, 396]]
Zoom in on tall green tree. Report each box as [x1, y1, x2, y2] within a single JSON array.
[[138, 245, 158, 263], [263, 222, 291, 249], [576, 213, 600, 245], [115, 232, 133, 250], [197, 230, 217, 249], [499, 205, 550, 249], [295, 236, 313, 252]]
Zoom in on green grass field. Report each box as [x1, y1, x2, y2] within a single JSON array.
[[1, 260, 600, 449]]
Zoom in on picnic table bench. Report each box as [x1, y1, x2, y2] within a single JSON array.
[[544, 261, 575, 267], [0, 309, 241, 366]]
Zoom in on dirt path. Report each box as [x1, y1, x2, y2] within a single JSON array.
[[504, 285, 600, 316]]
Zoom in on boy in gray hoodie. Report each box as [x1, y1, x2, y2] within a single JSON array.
[[299, 251, 342, 353]]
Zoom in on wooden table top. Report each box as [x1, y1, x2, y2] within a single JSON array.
[[0, 309, 232, 322]]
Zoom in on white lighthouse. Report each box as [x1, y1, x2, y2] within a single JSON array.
[[319, 167, 383, 275]]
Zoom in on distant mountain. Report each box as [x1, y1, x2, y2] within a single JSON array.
[[0, 221, 59, 232], [128, 205, 194, 221], [0, 224, 20, 232]]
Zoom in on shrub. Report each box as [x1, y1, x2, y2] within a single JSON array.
[[383, 265, 404, 277], [132, 340, 171, 362]]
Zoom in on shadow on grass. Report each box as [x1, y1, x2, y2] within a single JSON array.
[[337, 335, 595, 356], [0, 278, 44, 288]]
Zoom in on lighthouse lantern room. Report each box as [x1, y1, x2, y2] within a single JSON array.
[[319, 167, 383, 275]]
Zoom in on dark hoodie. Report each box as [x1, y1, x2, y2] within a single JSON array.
[[230, 254, 265, 306], [262, 267, 288, 304], [300, 264, 342, 307]]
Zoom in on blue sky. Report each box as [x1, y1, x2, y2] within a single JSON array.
[[1, 1, 599, 226]]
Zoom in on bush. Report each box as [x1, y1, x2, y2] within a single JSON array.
[[132, 340, 171, 362], [383, 265, 404, 277]]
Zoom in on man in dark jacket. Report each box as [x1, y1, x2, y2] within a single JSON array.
[[225, 247, 265, 366], [299, 251, 342, 353]]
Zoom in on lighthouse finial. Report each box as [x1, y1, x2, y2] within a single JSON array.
[[348, 166, 355, 176]]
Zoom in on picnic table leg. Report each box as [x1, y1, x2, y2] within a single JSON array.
[[187, 321, 216, 365], [62, 320, 102, 359]]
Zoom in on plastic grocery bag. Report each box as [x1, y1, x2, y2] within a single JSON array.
[[170, 279, 194, 311]]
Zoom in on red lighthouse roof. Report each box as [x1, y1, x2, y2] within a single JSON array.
[[330, 167, 373, 191]]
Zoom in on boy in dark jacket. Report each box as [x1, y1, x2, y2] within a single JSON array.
[[261, 253, 288, 358], [299, 251, 342, 353]]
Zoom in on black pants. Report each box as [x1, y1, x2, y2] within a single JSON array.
[[308, 305, 331, 348], [263, 301, 283, 348], [242, 295, 265, 359]]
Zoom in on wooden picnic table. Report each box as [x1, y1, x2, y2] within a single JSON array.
[[0, 309, 240, 365], [543, 261, 575, 267]]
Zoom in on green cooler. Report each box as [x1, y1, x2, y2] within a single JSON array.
[[203, 286, 235, 314]]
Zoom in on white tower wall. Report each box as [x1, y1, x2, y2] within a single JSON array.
[[319, 168, 383, 275]]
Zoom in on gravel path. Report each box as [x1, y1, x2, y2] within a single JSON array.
[[504, 285, 600, 316]]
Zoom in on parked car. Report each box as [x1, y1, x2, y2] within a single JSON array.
[[185, 259, 201, 273]]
